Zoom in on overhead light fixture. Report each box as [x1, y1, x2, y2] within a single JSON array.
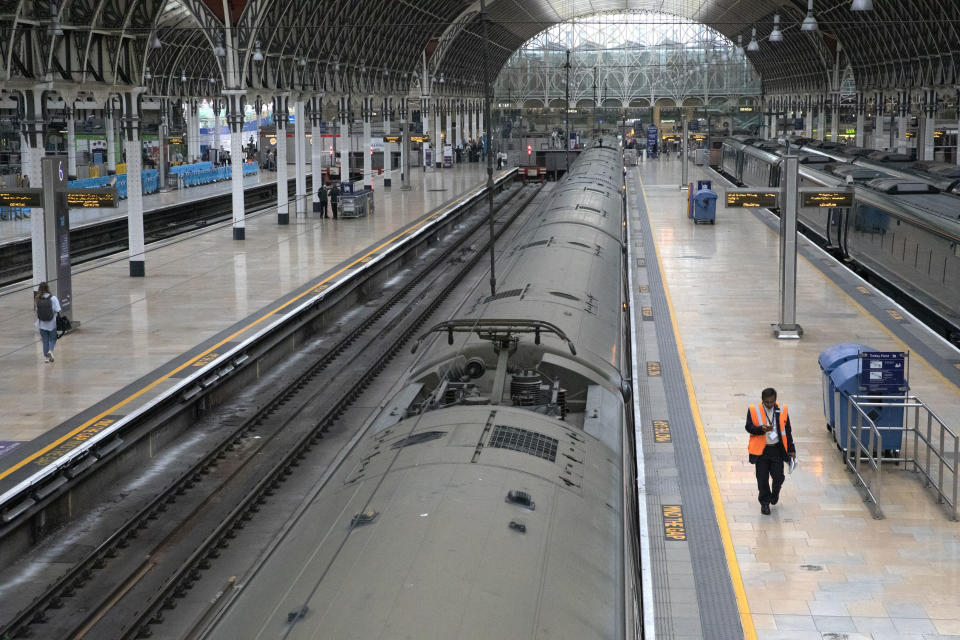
[[144, 67, 152, 80], [209, 74, 216, 84], [769, 14, 783, 42], [747, 27, 760, 52], [213, 36, 225, 58], [152, 34, 162, 48], [801, 0, 818, 31], [383, 66, 390, 76], [735, 35, 744, 56], [299, 56, 306, 67], [439, 73, 444, 83], [333, 56, 340, 72], [850, 0, 872, 9], [181, 70, 187, 82], [252, 41, 264, 62]]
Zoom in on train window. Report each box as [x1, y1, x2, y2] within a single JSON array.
[[549, 291, 581, 301], [391, 431, 446, 449], [489, 425, 558, 462]]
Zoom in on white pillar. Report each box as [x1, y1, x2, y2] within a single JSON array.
[[363, 97, 373, 188], [920, 88, 936, 161], [66, 107, 77, 179], [479, 104, 485, 150], [276, 95, 289, 224], [872, 92, 884, 150], [421, 96, 430, 168], [830, 94, 839, 142], [897, 90, 909, 154], [816, 96, 826, 141], [455, 101, 463, 150], [227, 94, 246, 239], [383, 97, 392, 186], [399, 100, 409, 186], [122, 92, 145, 276], [855, 93, 865, 147], [803, 96, 814, 138], [340, 96, 350, 183], [956, 89, 960, 166], [434, 103, 442, 168], [294, 98, 308, 216], [311, 95, 324, 207], [105, 103, 117, 173], [212, 102, 221, 158], [445, 101, 453, 165]]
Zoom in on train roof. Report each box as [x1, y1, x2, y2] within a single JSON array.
[[864, 178, 940, 194], [829, 164, 886, 181], [865, 151, 913, 163]]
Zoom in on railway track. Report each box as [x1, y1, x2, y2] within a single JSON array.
[[0, 176, 301, 287], [0, 181, 542, 640]]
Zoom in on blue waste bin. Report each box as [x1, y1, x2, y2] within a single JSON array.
[[692, 188, 717, 224], [818, 344, 874, 431], [830, 359, 904, 455]]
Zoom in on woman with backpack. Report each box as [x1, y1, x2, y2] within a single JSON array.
[[35, 282, 61, 363]]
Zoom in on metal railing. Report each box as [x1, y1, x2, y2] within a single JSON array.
[[842, 393, 959, 521]]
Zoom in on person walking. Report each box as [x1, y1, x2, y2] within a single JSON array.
[[745, 387, 796, 515], [317, 185, 329, 218], [329, 183, 340, 219], [34, 282, 61, 364]]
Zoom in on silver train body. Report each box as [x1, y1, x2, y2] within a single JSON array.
[[264, 147, 639, 638], [721, 137, 960, 337]]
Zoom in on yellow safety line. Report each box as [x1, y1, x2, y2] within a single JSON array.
[[637, 173, 758, 640], [0, 185, 483, 483]]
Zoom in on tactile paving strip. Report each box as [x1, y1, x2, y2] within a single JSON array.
[[629, 172, 744, 639]]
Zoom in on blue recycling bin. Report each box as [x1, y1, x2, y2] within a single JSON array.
[[830, 359, 904, 455], [818, 344, 874, 431], [691, 188, 717, 224]]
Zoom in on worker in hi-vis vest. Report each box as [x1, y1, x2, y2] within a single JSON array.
[[745, 387, 796, 515]]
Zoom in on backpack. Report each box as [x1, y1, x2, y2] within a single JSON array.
[[56, 314, 72, 337], [37, 296, 54, 322]]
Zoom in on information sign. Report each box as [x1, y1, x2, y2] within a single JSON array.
[[725, 189, 779, 208], [0, 188, 43, 208], [67, 188, 119, 209], [410, 134, 430, 143], [800, 189, 853, 208], [859, 351, 907, 393], [383, 135, 402, 143], [645, 124, 658, 154]]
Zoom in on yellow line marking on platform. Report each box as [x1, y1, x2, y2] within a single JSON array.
[[638, 173, 758, 640]]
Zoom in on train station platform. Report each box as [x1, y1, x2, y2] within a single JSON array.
[[0, 168, 281, 247], [0, 162, 497, 485], [630, 156, 960, 639]]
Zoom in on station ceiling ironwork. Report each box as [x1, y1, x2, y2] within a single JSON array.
[[0, 0, 957, 99]]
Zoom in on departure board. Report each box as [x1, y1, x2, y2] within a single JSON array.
[[67, 188, 118, 208], [382, 135, 401, 143], [0, 188, 43, 208], [410, 134, 430, 143], [725, 190, 779, 208], [801, 190, 853, 208]]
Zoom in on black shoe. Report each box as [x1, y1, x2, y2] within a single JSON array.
[[770, 496, 779, 505], [761, 504, 771, 515]]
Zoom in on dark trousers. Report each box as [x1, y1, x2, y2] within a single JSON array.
[[331, 202, 338, 219], [755, 445, 785, 505]]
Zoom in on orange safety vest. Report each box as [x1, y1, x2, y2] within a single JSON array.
[[748, 402, 789, 456]]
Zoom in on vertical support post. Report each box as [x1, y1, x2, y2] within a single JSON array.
[[773, 155, 802, 339], [212, 101, 221, 159], [830, 93, 839, 142], [434, 101, 442, 168], [956, 88, 960, 167], [66, 105, 77, 179], [294, 98, 308, 215], [445, 99, 453, 165], [158, 98, 169, 192], [310, 94, 324, 207], [275, 94, 289, 224], [226, 92, 246, 239], [855, 92, 865, 147], [363, 96, 373, 188], [455, 100, 463, 152], [872, 91, 884, 150], [383, 97, 393, 186], [803, 94, 813, 138], [340, 95, 351, 182], [920, 88, 936, 162], [897, 89, 909, 154], [40, 156, 71, 313], [565, 49, 571, 173], [399, 98, 411, 190], [121, 91, 146, 276], [105, 99, 117, 173], [680, 114, 688, 188], [481, 0, 496, 298], [816, 95, 826, 141]]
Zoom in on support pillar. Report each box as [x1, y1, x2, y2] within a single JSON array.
[[212, 101, 221, 159], [469, 102, 476, 143], [105, 100, 117, 174], [310, 95, 324, 208], [803, 95, 814, 138], [830, 94, 839, 142], [185, 99, 199, 162], [479, 104, 485, 156], [275, 95, 289, 224], [294, 98, 308, 216], [226, 92, 246, 239], [919, 88, 937, 161], [362, 97, 373, 188], [66, 106, 77, 179], [421, 94, 430, 168], [434, 102, 442, 168], [398, 98, 410, 190], [897, 90, 909, 155], [21, 89, 46, 286], [872, 92, 884, 150], [956, 88, 960, 166], [455, 101, 463, 151], [445, 100, 453, 165], [158, 98, 169, 192], [339, 95, 351, 183], [383, 97, 393, 186], [855, 92, 865, 147], [816, 95, 826, 141], [121, 92, 146, 276]]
